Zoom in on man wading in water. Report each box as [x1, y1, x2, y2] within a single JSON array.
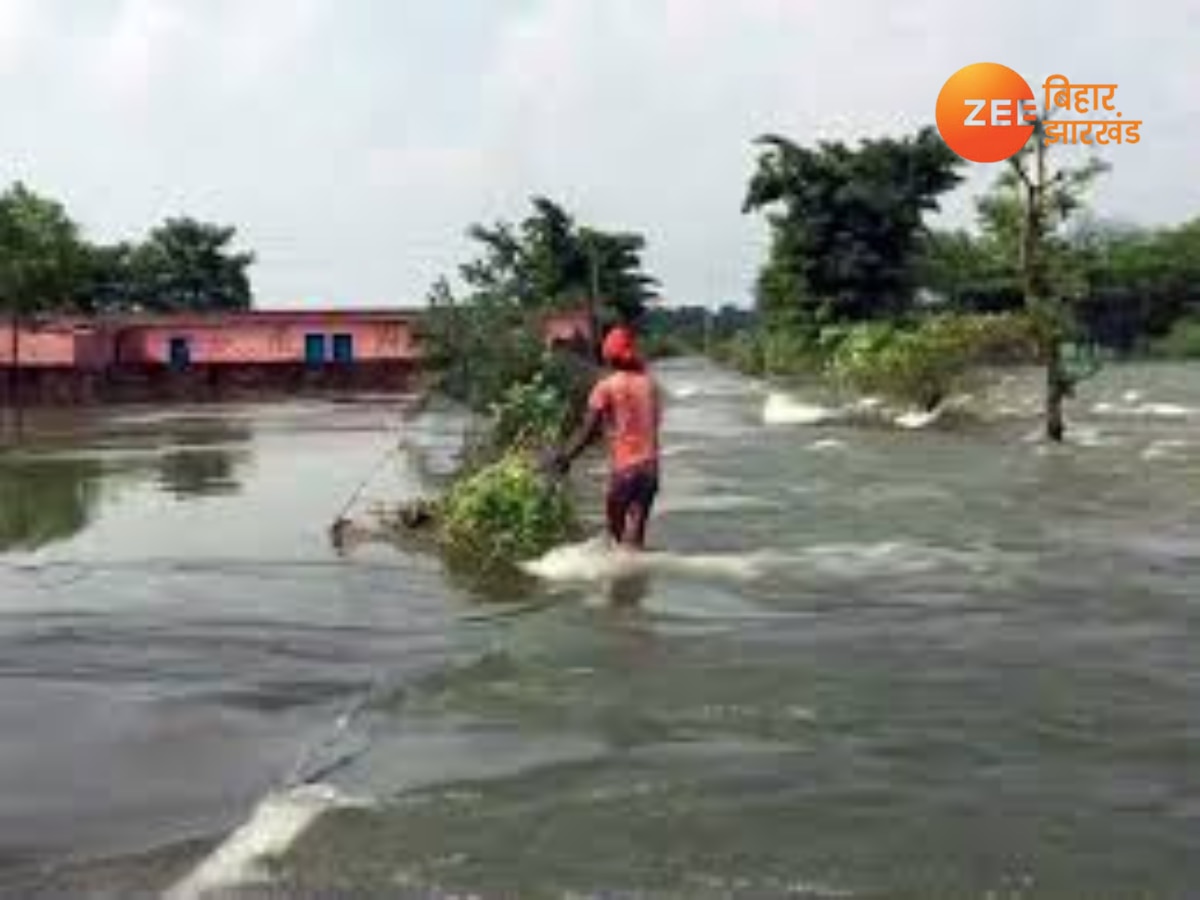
[[552, 325, 663, 550]]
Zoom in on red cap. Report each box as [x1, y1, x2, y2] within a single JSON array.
[[601, 326, 639, 367]]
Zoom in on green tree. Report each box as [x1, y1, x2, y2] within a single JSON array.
[[461, 196, 657, 327], [1072, 219, 1200, 353], [77, 241, 137, 314], [0, 183, 87, 315], [122, 217, 254, 313], [743, 127, 964, 329], [917, 228, 1023, 314], [0, 183, 88, 422]]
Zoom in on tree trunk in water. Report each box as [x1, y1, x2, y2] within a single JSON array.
[[1045, 340, 1065, 443]]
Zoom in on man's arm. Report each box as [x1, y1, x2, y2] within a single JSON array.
[[554, 407, 603, 473]]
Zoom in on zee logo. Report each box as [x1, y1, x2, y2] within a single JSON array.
[[963, 98, 1039, 127]]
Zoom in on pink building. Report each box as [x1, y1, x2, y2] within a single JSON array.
[[0, 306, 594, 406], [0, 318, 113, 368], [0, 310, 422, 406], [0, 311, 420, 368], [541, 308, 595, 349], [111, 310, 421, 368]]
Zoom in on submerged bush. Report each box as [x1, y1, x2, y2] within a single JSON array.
[[711, 327, 826, 377], [827, 313, 1040, 410], [1152, 318, 1200, 359], [487, 370, 572, 453], [429, 356, 590, 579], [438, 453, 576, 571], [711, 331, 765, 376]]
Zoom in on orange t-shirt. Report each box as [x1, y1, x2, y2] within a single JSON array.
[[588, 370, 662, 473]]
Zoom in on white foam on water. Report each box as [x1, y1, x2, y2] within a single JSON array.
[[1092, 399, 1195, 419], [1142, 439, 1190, 461], [807, 438, 847, 453], [762, 393, 840, 426], [1072, 425, 1131, 449], [656, 494, 782, 515], [795, 540, 999, 579], [1142, 402, 1194, 418], [852, 396, 884, 411], [894, 407, 942, 430], [669, 383, 702, 399], [165, 783, 370, 900], [1123, 389, 1144, 403], [524, 537, 999, 588], [522, 538, 781, 585]]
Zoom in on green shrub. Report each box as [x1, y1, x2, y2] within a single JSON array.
[[762, 328, 822, 375], [1152, 318, 1200, 359], [710, 327, 827, 377], [711, 331, 765, 375], [827, 313, 1040, 409], [438, 453, 577, 571], [487, 369, 572, 454]]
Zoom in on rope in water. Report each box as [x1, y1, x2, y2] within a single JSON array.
[[330, 443, 403, 526]]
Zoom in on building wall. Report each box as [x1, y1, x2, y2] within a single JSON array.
[[0, 309, 583, 371], [0, 323, 90, 367], [116, 317, 419, 366], [542, 309, 594, 346], [75, 325, 119, 369]]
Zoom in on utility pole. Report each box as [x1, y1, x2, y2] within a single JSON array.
[[587, 243, 602, 362]]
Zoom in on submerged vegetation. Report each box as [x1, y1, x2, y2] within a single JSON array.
[[434, 369, 584, 575], [730, 122, 1164, 435], [824, 313, 1041, 410], [409, 197, 657, 578], [439, 453, 576, 572], [709, 312, 1041, 411]]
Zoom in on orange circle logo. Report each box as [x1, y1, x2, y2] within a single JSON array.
[[937, 62, 1036, 163]]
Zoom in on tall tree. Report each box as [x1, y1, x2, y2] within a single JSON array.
[[744, 127, 963, 328], [0, 183, 88, 422], [123, 218, 254, 313], [461, 196, 657, 326], [0, 182, 87, 315]]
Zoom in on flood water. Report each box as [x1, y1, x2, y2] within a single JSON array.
[[0, 360, 1197, 899]]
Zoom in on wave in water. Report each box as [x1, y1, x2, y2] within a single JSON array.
[[165, 783, 370, 900], [522, 539, 781, 585], [1091, 400, 1197, 419], [656, 493, 783, 515], [894, 407, 943, 430], [763, 391, 946, 431], [523, 538, 1004, 587], [762, 393, 841, 426]]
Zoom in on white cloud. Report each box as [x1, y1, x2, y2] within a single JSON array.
[[94, 0, 194, 109], [0, 0, 43, 74], [92, 0, 329, 113], [0, 0, 1196, 308]]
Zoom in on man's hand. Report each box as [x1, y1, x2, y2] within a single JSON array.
[[539, 448, 570, 478]]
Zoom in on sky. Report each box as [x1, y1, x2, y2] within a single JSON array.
[[1, 0, 1197, 309]]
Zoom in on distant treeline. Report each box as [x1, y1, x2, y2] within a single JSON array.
[[738, 127, 1200, 361], [0, 181, 254, 320], [639, 305, 756, 357], [922, 219, 1200, 357]]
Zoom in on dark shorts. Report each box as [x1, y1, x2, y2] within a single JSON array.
[[607, 460, 660, 541]]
